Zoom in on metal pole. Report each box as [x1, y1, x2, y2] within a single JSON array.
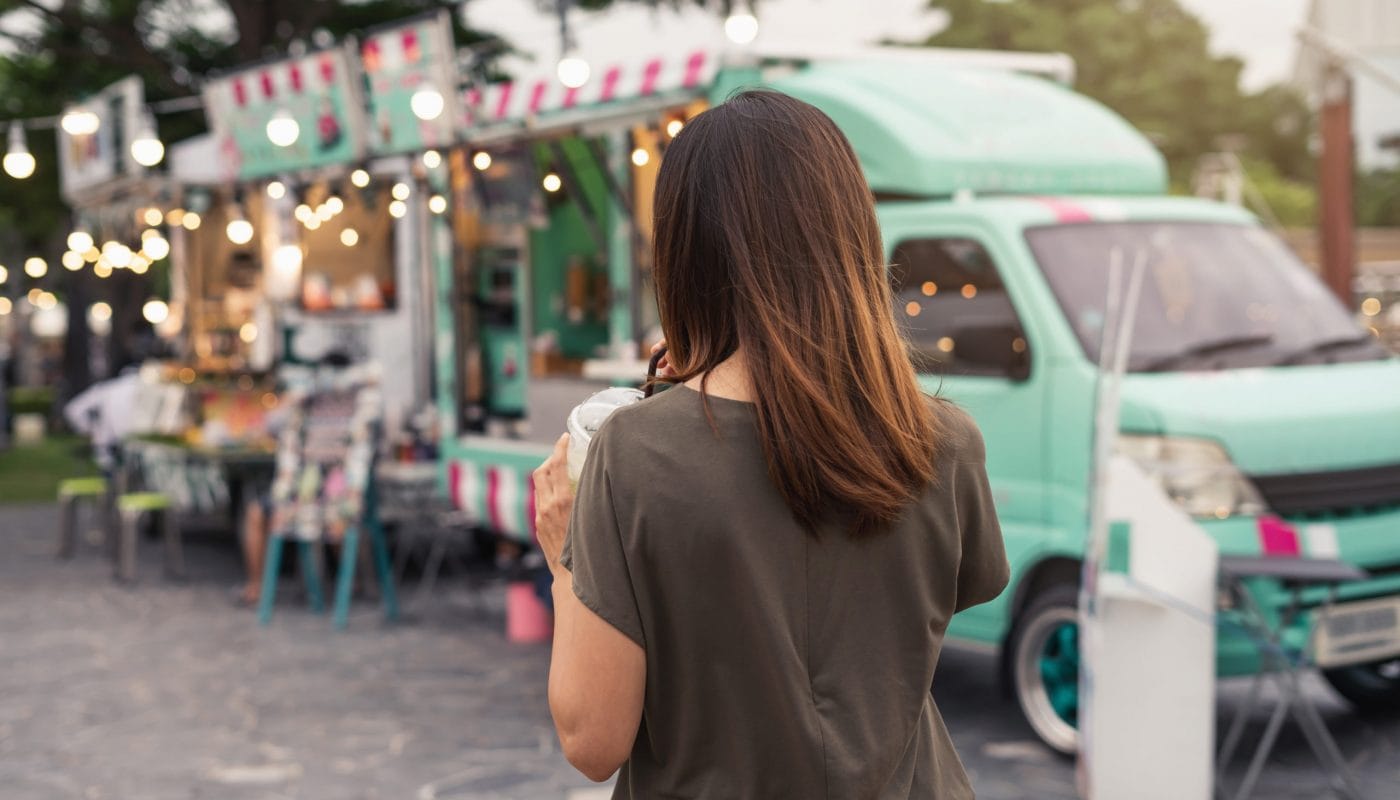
[[1318, 61, 1356, 305]]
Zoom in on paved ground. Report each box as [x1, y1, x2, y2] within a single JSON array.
[[3, 502, 1399, 799]]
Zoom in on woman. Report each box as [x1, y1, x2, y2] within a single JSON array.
[[533, 91, 1009, 798]]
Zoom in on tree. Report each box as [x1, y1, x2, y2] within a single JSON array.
[[924, 0, 1314, 190]]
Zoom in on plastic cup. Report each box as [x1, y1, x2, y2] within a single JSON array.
[[566, 387, 644, 484]]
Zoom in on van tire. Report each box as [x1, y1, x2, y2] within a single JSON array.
[[1007, 584, 1080, 755], [1322, 658, 1400, 712]]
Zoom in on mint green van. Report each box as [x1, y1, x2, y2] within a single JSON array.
[[441, 54, 1400, 755], [772, 60, 1400, 753]]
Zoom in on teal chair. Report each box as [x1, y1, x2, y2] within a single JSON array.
[[56, 476, 110, 558]]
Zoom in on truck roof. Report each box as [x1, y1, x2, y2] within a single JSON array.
[[876, 194, 1259, 231], [764, 60, 1169, 199]]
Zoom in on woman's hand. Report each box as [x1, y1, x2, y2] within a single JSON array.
[[532, 433, 573, 574], [649, 339, 672, 378]]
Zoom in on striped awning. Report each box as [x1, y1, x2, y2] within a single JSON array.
[[459, 49, 716, 134]]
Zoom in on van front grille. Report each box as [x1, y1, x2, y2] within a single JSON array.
[[1250, 463, 1400, 517]]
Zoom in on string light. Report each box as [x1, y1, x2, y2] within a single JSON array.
[[666, 119, 684, 137], [182, 212, 201, 230], [82, 247, 100, 263], [130, 111, 164, 167], [388, 199, 407, 218], [315, 203, 333, 222], [724, 0, 760, 44], [631, 147, 650, 167], [266, 109, 299, 147], [226, 206, 254, 245], [94, 262, 113, 278], [326, 196, 344, 215], [142, 231, 170, 261], [165, 208, 185, 226], [34, 290, 57, 310], [304, 215, 322, 230], [557, 50, 590, 89], [0, 297, 12, 315], [422, 150, 442, 169], [391, 182, 411, 201], [60, 108, 100, 136], [102, 242, 133, 269], [294, 203, 314, 223], [142, 208, 164, 227], [340, 228, 359, 247], [24, 256, 46, 278], [61, 251, 84, 270], [4, 124, 35, 179], [89, 302, 112, 322], [350, 169, 371, 188], [67, 230, 94, 252], [239, 322, 258, 343], [142, 299, 169, 325], [472, 151, 492, 171], [0, 264, 7, 283], [428, 194, 447, 214], [542, 172, 562, 193], [266, 180, 287, 200], [410, 87, 445, 121]]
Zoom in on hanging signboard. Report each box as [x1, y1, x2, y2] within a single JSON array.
[[202, 47, 366, 181], [459, 48, 718, 134], [57, 76, 145, 204], [357, 10, 459, 155]]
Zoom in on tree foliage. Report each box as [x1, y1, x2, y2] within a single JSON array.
[[925, 0, 1314, 188]]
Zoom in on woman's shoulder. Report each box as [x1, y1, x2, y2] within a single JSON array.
[[924, 395, 987, 463]]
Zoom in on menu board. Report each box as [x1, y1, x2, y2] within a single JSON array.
[[202, 47, 367, 181], [358, 10, 459, 155]]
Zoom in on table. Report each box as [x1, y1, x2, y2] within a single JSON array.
[[1215, 555, 1371, 800], [118, 438, 276, 533]]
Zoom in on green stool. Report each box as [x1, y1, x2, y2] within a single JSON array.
[[115, 492, 184, 582], [57, 477, 110, 559]]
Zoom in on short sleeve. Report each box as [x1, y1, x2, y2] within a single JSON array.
[[559, 426, 647, 648], [950, 413, 1011, 613]]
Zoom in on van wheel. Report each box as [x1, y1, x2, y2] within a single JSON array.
[[1323, 657, 1400, 711], [1008, 585, 1080, 755]]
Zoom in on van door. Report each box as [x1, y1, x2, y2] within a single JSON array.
[[886, 227, 1049, 642]]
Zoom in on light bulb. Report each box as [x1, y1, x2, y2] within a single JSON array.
[[304, 215, 322, 231], [142, 233, 169, 261], [23, 256, 46, 278], [226, 216, 254, 245], [143, 208, 164, 227], [35, 291, 57, 310], [294, 204, 313, 222], [422, 150, 442, 169], [428, 194, 447, 214], [60, 108, 100, 136], [326, 196, 344, 215], [94, 262, 113, 278], [0, 265, 7, 283], [391, 182, 411, 201], [272, 244, 302, 275], [0, 297, 10, 315], [631, 147, 650, 167], [130, 112, 164, 167], [4, 124, 35, 179], [472, 151, 492, 171], [239, 322, 258, 343], [340, 228, 359, 247], [182, 212, 201, 230], [388, 200, 407, 218], [82, 247, 99, 263], [89, 301, 112, 322], [315, 203, 333, 222], [725, 6, 759, 44], [103, 242, 132, 269], [62, 250, 84, 271], [142, 299, 170, 325], [542, 173, 562, 193], [666, 119, 684, 137], [129, 255, 150, 274], [350, 169, 370, 188], [266, 180, 287, 200], [266, 109, 300, 147], [67, 230, 94, 252], [410, 87, 445, 121], [557, 54, 590, 89]]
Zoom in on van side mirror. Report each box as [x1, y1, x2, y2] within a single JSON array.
[[954, 323, 1031, 381]]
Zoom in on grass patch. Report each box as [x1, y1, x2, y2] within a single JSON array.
[[0, 436, 100, 505]]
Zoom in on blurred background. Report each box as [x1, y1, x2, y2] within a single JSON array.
[[0, 1, 1398, 799]]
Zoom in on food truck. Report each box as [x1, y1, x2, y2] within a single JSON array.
[[437, 46, 1400, 753]]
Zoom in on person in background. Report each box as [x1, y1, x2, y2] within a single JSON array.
[[531, 91, 1009, 797]]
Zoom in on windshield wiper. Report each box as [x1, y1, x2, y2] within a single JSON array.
[[1137, 333, 1275, 372], [1273, 333, 1380, 366]]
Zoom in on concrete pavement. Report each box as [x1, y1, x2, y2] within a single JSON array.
[[3, 502, 1399, 799]]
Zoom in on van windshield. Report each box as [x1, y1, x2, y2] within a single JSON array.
[[1025, 222, 1389, 371]]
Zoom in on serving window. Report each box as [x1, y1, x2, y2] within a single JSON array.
[[298, 185, 396, 312]]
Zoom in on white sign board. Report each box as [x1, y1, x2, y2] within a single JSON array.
[[56, 76, 145, 203]]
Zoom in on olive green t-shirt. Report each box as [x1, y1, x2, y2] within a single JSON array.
[[560, 384, 1009, 799]]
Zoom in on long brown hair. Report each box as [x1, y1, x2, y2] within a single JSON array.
[[652, 90, 941, 536]]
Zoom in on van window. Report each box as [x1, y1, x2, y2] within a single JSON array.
[[889, 238, 1029, 377], [1026, 222, 1390, 371]]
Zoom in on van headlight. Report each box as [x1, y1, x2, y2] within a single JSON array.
[[1116, 435, 1266, 520]]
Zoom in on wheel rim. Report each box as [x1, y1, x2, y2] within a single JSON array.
[[1014, 606, 1080, 754]]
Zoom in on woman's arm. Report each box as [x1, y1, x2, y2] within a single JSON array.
[[534, 434, 646, 782]]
